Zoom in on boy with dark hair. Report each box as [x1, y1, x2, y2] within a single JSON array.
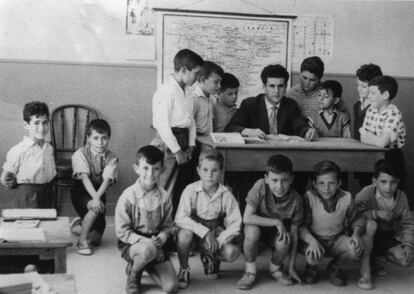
[[299, 161, 375, 290], [359, 75, 406, 184], [213, 72, 240, 132], [237, 154, 303, 290], [309, 80, 351, 138], [70, 119, 118, 255], [115, 145, 178, 294], [355, 159, 414, 276], [287, 56, 349, 118], [1, 101, 56, 208], [191, 61, 224, 135], [175, 149, 241, 288]]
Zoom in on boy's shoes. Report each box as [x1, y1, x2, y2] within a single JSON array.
[[177, 267, 190, 289], [269, 267, 294, 286], [126, 263, 142, 294], [237, 271, 256, 290], [357, 274, 374, 290], [70, 217, 81, 236], [303, 263, 318, 284], [200, 248, 221, 276], [327, 259, 346, 287], [75, 241, 92, 256]]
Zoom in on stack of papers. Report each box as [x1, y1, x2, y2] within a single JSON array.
[[0, 227, 46, 243], [1, 209, 57, 221], [210, 132, 245, 144]]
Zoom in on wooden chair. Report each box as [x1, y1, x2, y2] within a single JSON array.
[[50, 104, 99, 214]]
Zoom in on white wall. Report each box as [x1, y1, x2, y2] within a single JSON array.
[[1, 0, 413, 76]]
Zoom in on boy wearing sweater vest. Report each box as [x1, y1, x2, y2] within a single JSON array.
[[299, 161, 376, 290]]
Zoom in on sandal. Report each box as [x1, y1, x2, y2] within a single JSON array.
[[76, 241, 92, 255]]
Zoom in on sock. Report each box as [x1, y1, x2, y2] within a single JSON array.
[[246, 262, 257, 273], [269, 262, 281, 273]]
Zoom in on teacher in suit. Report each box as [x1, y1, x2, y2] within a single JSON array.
[[226, 64, 317, 141]]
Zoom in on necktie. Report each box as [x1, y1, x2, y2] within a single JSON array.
[[269, 105, 278, 135]]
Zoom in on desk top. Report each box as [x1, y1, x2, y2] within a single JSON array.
[[0, 217, 73, 248], [197, 136, 386, 152]]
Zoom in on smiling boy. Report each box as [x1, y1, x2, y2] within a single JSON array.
[[1, 101, 56, 208], [70, 119, 118, 255]]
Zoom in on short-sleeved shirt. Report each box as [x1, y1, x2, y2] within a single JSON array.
[[287, 84, 350, 118], [2, 136, 57, 184], [190, 83, 214, 135], [310, 109, 350, 137], [213, 100, 237, 132], [246, 179, 303, 226], [362, 104, 406, 148], [72, 145, 118, 185]]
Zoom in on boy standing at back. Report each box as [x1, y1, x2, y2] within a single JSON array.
[[237, 154, 303, 290], [152, 49, 204, 165], [190, 61, 224, 135], [355, 159, 414, 275], [175, 149, 241, 289], [115, 145, 178, 294], [359, 75, 407, 185], [213, 72, 240, 132], [70, 119, 118, 255], [1, 101, 56, 208]]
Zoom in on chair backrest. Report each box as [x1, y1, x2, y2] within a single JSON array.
[[51, 104, 99, 159]]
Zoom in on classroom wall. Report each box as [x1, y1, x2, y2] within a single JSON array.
[[1, 1, 414, 213]]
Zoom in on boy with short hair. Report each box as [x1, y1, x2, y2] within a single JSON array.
[[299, 161, 375, 290], [355, 159, 414, 273], [152, 48, 204, 165], [308, 80, 351, 138], [237, 154, 303, 290], [1, 101, 56, 208], [70, 119, 118, 255], [190, 61, 224, 135], [287, 56, 349, 118], [175, 149, 241, 289], [213, 72, 240, 132], [115, 145, 178, 294], [359, 75, 407, 184]]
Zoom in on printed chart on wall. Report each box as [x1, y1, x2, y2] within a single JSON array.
[[155, 9, 295, 101]]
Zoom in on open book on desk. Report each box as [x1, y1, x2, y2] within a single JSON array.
[[1, 209, 57, 221], [210, 132, 245, 144], [244, 134, 305, 144]]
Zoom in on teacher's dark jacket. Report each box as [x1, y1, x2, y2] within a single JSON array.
[[225, 94, 309, 137]]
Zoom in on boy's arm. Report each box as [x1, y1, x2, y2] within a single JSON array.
[[354, 188, 377, 220], [157, 194, 174, 244], [336, 99, 351, 118], [299, 194, 316, 243], [341, 114, 351, 138], [288, 224, 302, 284], [243, 204, 283, 228], [396, 193, 414, 248], [216, 192, 242, 247], [174, 186, 211, 239], [360, 130, 392, 148], [114, 193, 149, 244]]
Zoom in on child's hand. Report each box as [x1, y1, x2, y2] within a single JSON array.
[[203, 231, 219, 253], [306, 239, 325, 260], [151, 234, 166, 248], [185, 147, 194, 161], [402, 245, 413, 261], [274, 220, 290, 245], [349, 234, 363, 255], [304, 128, 318, 141], [376, 210, 393, 221], [88, 199, 104, 214], [174, 150, 189, 165], [288, 267, 302, 285], [241, 128, 266, 139], [2, 175, 17, 189]]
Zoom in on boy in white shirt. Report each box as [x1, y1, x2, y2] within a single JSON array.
[[1, 101, 56, 208]]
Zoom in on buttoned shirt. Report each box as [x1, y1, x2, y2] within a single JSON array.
[[362, 104, 406, 148], [191, 83, 214, 135], [72, 145, 118, 185], [2, 136, 56, 184], [152, 76, 196, 154], [115, 180, 173, 244], [212, 100, 237, 132], [175, 180, 242, 247]]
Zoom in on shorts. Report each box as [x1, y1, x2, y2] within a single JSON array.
[[259, 221, 291, 248], [299, 234, 350, 257], [372, 230, 400, 255], [70, 181, 106, 235], [118, 236, 168, 266], [14, 183, 54, 208]]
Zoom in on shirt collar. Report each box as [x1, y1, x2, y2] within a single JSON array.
[[88, 144, 107, 159], [318, 108, 338, 115], [193, 82, 208, 100], [217, 99, 236, 111], [133, 179, 162, 199], [264, 97, 280, 112], [194, 180, 228, 198], [22, 136, 47, 148]]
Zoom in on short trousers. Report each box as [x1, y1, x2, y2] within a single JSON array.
[[14, 183, 54, 208], [372, 230, 400, 254]]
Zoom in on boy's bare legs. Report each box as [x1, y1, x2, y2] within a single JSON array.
[[129, 240, 158, 274], [176, 228, 193, 288], [270, 235, 292, 285], [147, 261, 179, 293], [79, 210, 98, 247], [358, 220, 377, 289], [219, 243, 240, 262], [237, 225, 260, 289]]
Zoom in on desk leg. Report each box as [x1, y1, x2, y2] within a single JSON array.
[[54, 248, 67, 273]]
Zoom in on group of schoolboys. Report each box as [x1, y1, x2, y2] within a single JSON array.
[[1, 47, 411, 294]]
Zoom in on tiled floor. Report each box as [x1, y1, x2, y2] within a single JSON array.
[[67, 217, 414, 294]]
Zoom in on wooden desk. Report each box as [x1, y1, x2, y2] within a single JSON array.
[[0, 217, 73, 273], [197, 136, 386, 173]]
